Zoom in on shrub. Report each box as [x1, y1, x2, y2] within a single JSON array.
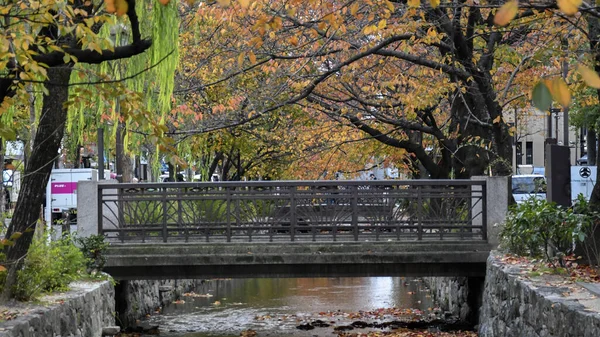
[[76, 234, 109, 273], [13, 233, 88, 301], [500, 197, 579, 264], [571, 194, 600, 267]]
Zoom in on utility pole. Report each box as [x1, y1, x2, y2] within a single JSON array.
[[98, 128, 104, 180], [562, 40, 570, 150]]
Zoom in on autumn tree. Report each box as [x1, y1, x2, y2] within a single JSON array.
[[170, 0, 583, 180]]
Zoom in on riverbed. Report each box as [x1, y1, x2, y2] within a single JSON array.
[[139, 277, 470, 337]]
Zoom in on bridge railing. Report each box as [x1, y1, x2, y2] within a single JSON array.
[[97, 180, 486, 243]]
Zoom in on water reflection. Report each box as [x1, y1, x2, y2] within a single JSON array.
[[143, 277, 436, 337]]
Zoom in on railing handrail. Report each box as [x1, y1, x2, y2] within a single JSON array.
[[98, 179, 486, 190], [97, 179, 487, 243]]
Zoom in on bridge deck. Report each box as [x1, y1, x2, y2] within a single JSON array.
[[103, 241, 492, 280]]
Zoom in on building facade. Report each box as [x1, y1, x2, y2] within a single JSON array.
[[507, 108, 580, 174]]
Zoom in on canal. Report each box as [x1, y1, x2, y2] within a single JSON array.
[[139, 277, 475, 337]]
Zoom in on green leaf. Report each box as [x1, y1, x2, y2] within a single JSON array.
[[9, 232, 22, 240], [0, 126, 16, 140], [532, 82, 552, 112]]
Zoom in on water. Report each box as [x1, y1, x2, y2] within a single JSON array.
[[141, 277, 441, 337]]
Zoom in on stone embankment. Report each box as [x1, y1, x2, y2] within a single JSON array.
[[115, 279, 205, 327], [422, 276, 474, 322], [0, 280, 115, 337], [479, 251, 600, 337]]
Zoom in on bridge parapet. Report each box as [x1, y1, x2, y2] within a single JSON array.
[[78, 179, 494, 243]]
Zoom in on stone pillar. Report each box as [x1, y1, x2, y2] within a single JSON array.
[[472, 176, 510, 248], [77, 180, 118, 237]]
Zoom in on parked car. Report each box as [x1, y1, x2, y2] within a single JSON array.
[[512, 175, 546, 204], [577, 154, 588, 165]]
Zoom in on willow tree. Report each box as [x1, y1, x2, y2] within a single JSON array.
[[0, 0, 178, 299]]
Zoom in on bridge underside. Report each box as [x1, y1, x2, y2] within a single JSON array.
[[104, 241, 491, 280]]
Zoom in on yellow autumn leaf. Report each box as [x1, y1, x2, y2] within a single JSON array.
[[115, 0, 128, 16], [493, 115, 502, 124], [350, 2, 359, 16], [239, 0, 250, 8], [386, 1, 395, 12], [407, 0, 420, 8], [578, 65, 600, 88], [542, 78, 555, 97], [217, 0, 231, 7], [551, 77, 571, 108], [105, 0, 116, 13], [557, 0, 581, 16], [248, 50, 256, 64], [378, 19, 387, 30], [237, 52, 245, 67], [430, 0, 440, 8], [0, 265, 6, 272], [493, 0, 518, 27], [289, 35, 299, 46]]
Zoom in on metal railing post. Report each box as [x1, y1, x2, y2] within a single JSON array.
[[352, 185, 358, 241], [226, 187, 232, 242], [417, 185, 423, 240], [290, 186, 296, 241], [97, 185, 103, 237], [162, 187, 168, 242], [481, 181, 487, 241]]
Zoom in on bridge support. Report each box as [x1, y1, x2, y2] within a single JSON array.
[[472, 176, 510, 248], [77, 180, 118, 237]]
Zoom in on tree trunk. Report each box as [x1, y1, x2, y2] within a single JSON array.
[[588, 129, 597, 166], [588, 12, 600, 207], [115, 118, 125, 182], [0, 140, 5, 217], [1, 67, 72, 301]]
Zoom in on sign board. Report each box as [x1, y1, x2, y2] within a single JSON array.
[[571, 166, 597, 202]]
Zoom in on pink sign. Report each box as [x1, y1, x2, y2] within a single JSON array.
[[51, 182, 77, 194]]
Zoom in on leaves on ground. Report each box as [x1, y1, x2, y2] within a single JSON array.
[[183, 291, 213, 298], [336, 331, 477, 337], [501, 253, 600, 284], [0, 309, 18, 322]]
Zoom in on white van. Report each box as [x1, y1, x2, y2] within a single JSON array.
[[512, 175, 547, 204]]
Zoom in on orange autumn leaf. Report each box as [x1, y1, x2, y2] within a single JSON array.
[[494, 0, 518, 27], [557, 0, 581, 16], [578, 65, 600, 88]]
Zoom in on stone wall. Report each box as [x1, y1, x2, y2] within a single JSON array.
[[422, 276, 483, 323], [479, 252, 600, 336], [115, 279, 206, 327], [0, 280, 115, 337]]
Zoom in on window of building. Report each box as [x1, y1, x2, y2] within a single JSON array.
[[516, 142, 523, 166], [525, 141, 533, 165]]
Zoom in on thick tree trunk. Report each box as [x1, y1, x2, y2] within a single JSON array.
[[588, 13, 600, 207], [1, 67, 72, 301], [0, 140, 4, 217], [492, 122, 514, 176], [588, 129, 597, 166]]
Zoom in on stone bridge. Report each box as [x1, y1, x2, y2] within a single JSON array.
[[76, 177, 509, 280]]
